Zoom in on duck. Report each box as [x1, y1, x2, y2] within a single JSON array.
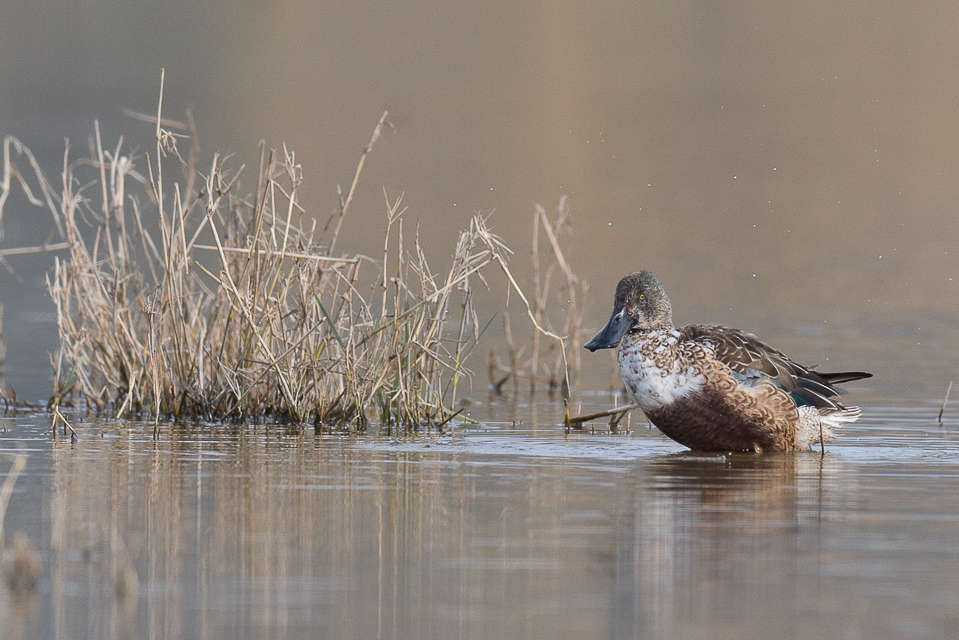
[[584, 271, 871, 452]]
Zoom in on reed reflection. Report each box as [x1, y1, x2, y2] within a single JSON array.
[[39, 427, 610, 638], [33, 423, 858, 639]]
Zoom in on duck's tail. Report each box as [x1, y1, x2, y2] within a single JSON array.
[[817, 371, 872, 385], [796, 406, 862, 449]]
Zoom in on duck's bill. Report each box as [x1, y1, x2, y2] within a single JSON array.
[[584, 306, 630, 351]]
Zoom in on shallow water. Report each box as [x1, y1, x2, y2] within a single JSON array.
[[3, 0, 959, 637], [2, 391, 959, 639]]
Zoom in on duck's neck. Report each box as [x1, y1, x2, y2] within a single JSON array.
[[629, 320, 675, 337], [621, 326, 677, 352]]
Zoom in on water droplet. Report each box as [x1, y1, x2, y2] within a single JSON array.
[[751, 273, 758, 278], [452, 202, 457, 207], [607, 221, 613, 227], [732, 175, 738, 180], [771, 167, 777, 172], [647, 183, 653, 188], [489, 186, 495, 192]]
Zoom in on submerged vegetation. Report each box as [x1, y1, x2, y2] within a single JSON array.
[[0, 77, 570, 431]]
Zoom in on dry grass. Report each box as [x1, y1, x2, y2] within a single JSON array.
[[0, 74, 567, 432], [939, 380, 953, 424]]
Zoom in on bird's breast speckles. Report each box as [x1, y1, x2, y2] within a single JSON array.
[[618, 331, 704, 411]]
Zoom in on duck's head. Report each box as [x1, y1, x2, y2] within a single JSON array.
[[584, 271, 673, 352]]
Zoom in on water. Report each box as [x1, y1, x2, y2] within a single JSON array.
[[2, 392, 959, 640], [3, 0, 959, 637]]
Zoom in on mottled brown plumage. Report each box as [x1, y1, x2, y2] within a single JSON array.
[[679, 324, 868, 412], [585, 271, 871, 452]]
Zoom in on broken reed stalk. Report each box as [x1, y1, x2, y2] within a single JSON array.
[[565, 403, 638, 430], [0, 136, 70, 277], [1, 77, 561, 431], [0, 135, 64, 236], [939, 380, 953, 424], [47, 405, 77, 442], [0, 241, 71, 258]]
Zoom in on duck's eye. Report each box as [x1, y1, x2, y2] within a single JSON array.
[[639, 294, 645, 301]]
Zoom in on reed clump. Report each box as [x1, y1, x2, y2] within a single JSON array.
[[0, 81, 564, 431], [46, 130, 515, 428]]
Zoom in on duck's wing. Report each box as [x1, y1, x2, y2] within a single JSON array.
[[680, 324, 870, 409]]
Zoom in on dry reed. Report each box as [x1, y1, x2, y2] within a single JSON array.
[[2, 74, 566, 431], [490, 196, 586, 396], [939, 380, 953, 424], [564, 403, 637, 430]]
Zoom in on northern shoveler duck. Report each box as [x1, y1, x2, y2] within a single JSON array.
[[584, 271, 871, 452]]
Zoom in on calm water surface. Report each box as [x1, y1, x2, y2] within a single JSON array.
[[2, 385, 959, 639], [2, 1, 959, 637]]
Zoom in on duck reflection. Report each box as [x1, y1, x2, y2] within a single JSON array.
[[610, 452, 843, 638]]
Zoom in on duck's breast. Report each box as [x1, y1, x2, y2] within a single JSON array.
[[618, 333, 705, 411]]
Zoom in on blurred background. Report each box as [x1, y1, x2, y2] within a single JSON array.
[[1, 0, 957, 397], [3, 5, 959, 639]]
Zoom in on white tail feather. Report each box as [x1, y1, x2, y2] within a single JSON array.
[[796, 406, 861, 449]]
